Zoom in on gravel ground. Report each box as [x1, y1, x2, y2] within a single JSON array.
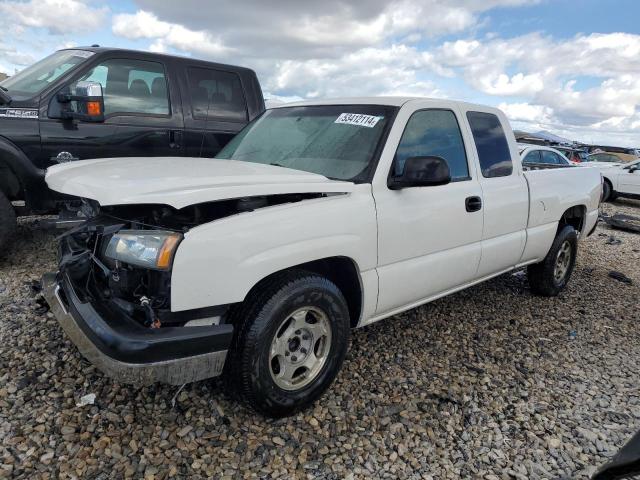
[[1, 199, 639, 480]]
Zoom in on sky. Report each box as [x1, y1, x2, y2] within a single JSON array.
[[1, 0, 639, 146]]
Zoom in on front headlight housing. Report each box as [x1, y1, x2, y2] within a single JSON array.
[[105, 230, 182, 270]]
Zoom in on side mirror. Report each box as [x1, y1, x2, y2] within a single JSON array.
[[629, 165, 639, 173], [57, 81, 105, 122], [388, 156, 451, 190]]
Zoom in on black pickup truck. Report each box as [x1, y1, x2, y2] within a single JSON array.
[[0, 47, 265, 249]]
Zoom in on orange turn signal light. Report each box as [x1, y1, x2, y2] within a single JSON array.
[[86, 101, 102, 116], [157, 234, 181, 269]]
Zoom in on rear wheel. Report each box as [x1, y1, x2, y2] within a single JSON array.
[[225, 271, 350, 417], [527, 225, 578, 297], [0, 191, 16, 252]]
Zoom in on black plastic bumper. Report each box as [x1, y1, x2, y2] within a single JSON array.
[[42, 272, 234, 385]]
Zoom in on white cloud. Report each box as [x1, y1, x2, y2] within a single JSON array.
[[0, 43, 36, 73], [267, 44, 443, 98], [498, 102, 554, 124], [2, 0, 638, 146], [126, 0, 538, 58], [0, 0, 108, 34], [112, 11, 231, 57]]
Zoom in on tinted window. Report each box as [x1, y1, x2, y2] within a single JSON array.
[[523, 150, 541, 164], [541, 150, 561, 164], [394, 109, 469, 180], [553, 152, 568, 164], [77, 59, 169, 116], [466, 111, 513, 178], [188, 67, 247, 122]]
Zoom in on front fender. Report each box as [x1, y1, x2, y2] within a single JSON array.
[[170, 185, 377, 311]]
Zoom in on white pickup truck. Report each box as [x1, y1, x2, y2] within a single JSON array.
[[42, 97, 602, 417]]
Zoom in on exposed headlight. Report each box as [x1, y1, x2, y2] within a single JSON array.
[[105, 230, 182, 270]]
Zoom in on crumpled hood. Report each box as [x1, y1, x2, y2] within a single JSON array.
[[45, 157, 354, 209]]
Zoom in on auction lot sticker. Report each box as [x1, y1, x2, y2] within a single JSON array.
[[335, 113, 381, 128]]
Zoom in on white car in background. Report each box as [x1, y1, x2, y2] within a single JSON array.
[[518, 144, 575, 169], [600, 159, 640, 202]]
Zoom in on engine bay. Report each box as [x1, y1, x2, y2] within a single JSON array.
[[60, 193, 325, 329]]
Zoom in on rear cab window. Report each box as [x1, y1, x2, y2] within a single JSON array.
[[466, 111, 513, 178], [187, 67, 248, 122]]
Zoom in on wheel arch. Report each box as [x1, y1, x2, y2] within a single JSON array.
[[558, 204, 587, 235], [0, 135, 47, 210], [242, 256, 364, 328]]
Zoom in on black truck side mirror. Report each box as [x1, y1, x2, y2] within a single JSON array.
[[388, 156, 451, 190], [57, 81, 105, 123]]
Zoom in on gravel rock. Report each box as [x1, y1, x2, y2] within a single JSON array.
[[1, 200, 639, 479]]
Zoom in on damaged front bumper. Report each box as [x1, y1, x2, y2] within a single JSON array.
[[42, 272, 233, 386]]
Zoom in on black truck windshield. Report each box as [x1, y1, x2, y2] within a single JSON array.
[[0, 49, 94, 99], [216, 105, 396, 181]]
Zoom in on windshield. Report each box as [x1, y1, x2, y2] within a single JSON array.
[[216, 105, 396, 181], [0, 49, 94, 99], [624, 159, 640, 168]]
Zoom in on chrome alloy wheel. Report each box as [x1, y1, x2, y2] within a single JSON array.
[[269, 307, 332, 391], [553, 240, 572, 283]]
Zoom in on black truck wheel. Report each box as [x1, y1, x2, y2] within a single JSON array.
[[225, 270, 350, 417], [0, 191, 16, 252], [527, 225, 578, 297]]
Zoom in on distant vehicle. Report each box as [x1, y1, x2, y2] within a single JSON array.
[[43, 97, 601, 416], [600, 158, 640, 202], [0, 47, 265, 250], [555, 146, 589, 164], [518, 144, 575, 169], [585, 152, 628, 166], [589, 148, 638, 163]]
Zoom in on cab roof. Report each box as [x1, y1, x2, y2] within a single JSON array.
[[270, 96, 505, 114], [60, 46, 256, 74]]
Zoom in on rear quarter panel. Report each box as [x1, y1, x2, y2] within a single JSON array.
[[520, 166, 601, 263]]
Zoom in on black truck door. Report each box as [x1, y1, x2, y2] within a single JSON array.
[[179, 65, 249, 158], [39, 56, 184, 167]]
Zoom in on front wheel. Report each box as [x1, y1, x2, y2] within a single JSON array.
[[527, 225, 578, 297], [225, 271, 351, 417]]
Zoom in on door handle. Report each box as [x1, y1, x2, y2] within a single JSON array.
[[465, 196, 482, 212], [169, 130, 182, 149]]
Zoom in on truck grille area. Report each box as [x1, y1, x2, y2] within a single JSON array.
[[59, 215, 174, 328]]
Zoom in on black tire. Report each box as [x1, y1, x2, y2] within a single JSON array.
[[225, 270, 351, 417], [0, 191, 16, 252], [527, 225, 578, 297], [602, 179, 612, 202]]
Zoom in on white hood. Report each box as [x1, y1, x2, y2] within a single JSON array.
[[45, 157, 354, 209]]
